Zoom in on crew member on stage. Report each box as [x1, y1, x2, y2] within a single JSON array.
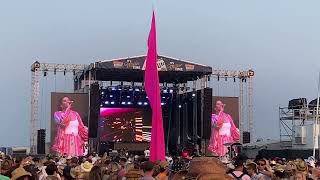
[[52, 96, 88, 156], [208, 100, 240, 157]]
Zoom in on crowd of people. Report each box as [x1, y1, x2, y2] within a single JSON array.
[[1, 149, 320, 180]]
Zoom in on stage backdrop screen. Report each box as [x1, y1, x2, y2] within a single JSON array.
[[99, 108, 152, 143], [212, 96, 239, 127], [50, 93, 89, 149]]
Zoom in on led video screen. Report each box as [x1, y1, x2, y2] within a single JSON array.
[[99, 108, 152, 142]]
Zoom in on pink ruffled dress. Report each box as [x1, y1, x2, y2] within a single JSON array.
[[52, 110, 88, 156], [208, 112, 240, 156]]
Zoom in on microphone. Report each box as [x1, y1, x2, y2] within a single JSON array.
[[68, 101, 74, 104]]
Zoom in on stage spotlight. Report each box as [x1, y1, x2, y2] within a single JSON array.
[[208, 76, 211, 81], [101, 91, 105, 95], [217, 76, 220, 81], [248, 69, 255, 77], [135, 88, 140, 92], [161, 102, 165, 106], [110, 95, 113, 98], [63, 69, 66, 76], [192, 93, 196, 97], [233, 77, 236, 82], [32, 61, 40, 71], [169, 89, 173, 93], [138, 102, 142, 105], [162, 96, 165, 99], [127, 102, 132, 105], [54, 69, 56, 75], [121, 102, 126, 105], [73, 70, 76, 76], [104, 101, 109, 105], [111, 101, 115, 105], [144, 102, 148, 105], [112, 87, 116, 91], [244, 78, 247, 83], [179, 105, 182, 108], [163, 89, 168, 93], [127, 95, 131, 98], [44, 71, 47, 77]]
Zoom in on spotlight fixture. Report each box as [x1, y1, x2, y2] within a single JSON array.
[[144, 102, 148, 105], [63, 69, 66, 76], [54, 69, 56, 75], [111, 101, 115, 105], [138, 102, 142, 105], [217, 76, 220, 81], [178, 105, 182, 108], [248, 69, 255, 77], [233, 76, 236, 82], [44, 71, 47, 77]]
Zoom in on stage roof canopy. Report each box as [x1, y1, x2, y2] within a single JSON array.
[[79, 55, 212, 83]]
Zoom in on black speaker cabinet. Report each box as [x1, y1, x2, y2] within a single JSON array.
[[89, 83, 100, 138]]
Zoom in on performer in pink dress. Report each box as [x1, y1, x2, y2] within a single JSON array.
[[208, 100, 240, 156], [52, 96, 88, 156]]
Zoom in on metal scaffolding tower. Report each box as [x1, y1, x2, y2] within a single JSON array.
[[30, 61, 87, 154]]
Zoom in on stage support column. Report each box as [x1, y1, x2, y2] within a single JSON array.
[[192, 88, 198, 142]]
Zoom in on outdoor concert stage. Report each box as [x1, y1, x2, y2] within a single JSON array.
[[31, 55, 253, 155], [73, 55, 213, 155]]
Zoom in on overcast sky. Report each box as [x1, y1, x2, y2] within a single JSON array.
[[1, 0, 320, 146]]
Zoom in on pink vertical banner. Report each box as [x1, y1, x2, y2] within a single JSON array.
[[144, 11, 165, 162]]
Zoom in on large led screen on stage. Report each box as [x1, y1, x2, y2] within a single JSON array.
[[50, 93, 89, 155], [99, 108, 152, 143]]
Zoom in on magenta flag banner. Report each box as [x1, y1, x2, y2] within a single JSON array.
[[144, 11, 165, 162]]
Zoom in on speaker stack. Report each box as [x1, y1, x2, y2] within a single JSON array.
[[37, 129, 46, 154], [89, 82, 100, 138]]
